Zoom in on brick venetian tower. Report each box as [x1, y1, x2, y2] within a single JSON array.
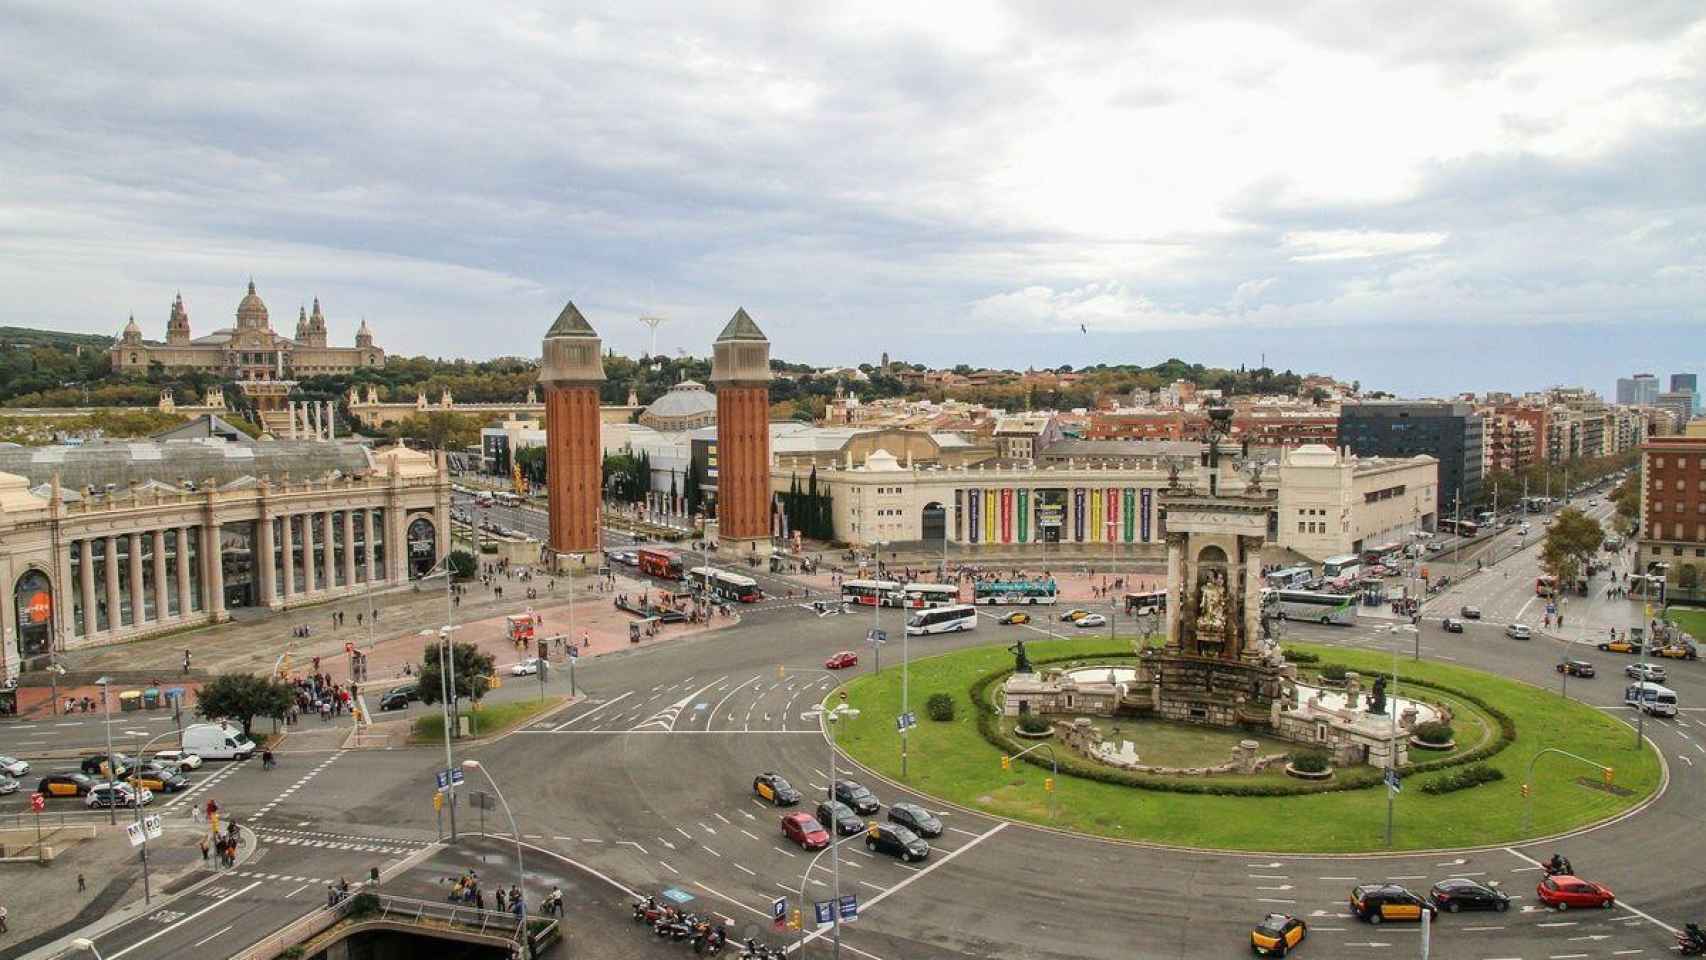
[[540, 301, 605, 561], [710, 307, 773, 558]]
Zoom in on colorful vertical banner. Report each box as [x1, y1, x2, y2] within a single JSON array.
[[984, 490, 996, 543], [1105, 488, 1119, 543], [1000, 488, 1013, 543], [1123, 488, 1136, 542], [1072, 488, 1086, 542], [1140, 487, 1152, 542], [1017, 489, 1030, 543], [965, 488, 978, 543]]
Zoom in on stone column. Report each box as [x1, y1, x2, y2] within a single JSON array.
[[1241, 534, 1263, 661], [342, 510, 356, 587], [152, 529, 169, 624], [302, 512, 317, 593], [321, 511, 335, 590], [287, 401, 297, 439], [128, 532, 147, 625], [176, 526, 192, 616], [203, 522, 226, 621], [78, 538, 97, 636], [103, 535, 121, 631], [1164, 533, 1184, 653], [363, 509, 377, 582], [540, 301, 606, 558], [257, 512, 277, 608], [281, 514, 296, 601]]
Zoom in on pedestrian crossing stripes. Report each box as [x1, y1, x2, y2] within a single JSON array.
[[254, 833, 419, 855], [251, 752, 345, 822]]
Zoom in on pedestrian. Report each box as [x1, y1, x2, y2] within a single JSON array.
[[1, 902, 7, 934], [183, 649, 192, 674], [78, 872, 87, 893]]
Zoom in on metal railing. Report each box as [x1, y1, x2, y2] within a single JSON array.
[[0, 810, 116, 831], [229, 893, 539, 960]]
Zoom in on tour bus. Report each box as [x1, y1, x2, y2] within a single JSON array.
[[1123, 589, 1168, 616], [1321, 555, 1362, 580], [842, 579, 900, 607], [637, 547, 684, 581], [1271, 590, 1358, 625], [1625, 681, 1679, 717], [688, 566, 762, 603], [1360, 543, 1402, 567], [900, 583, 960, 609], [971, 579, 1060, 605], [1438, 518, 1481, 537], [1265, 566, 1313, 590], [905, 604, 979, 636], [495, 492, 522, 507]]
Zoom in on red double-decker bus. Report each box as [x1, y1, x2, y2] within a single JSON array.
[[637, 548, 684, 581]]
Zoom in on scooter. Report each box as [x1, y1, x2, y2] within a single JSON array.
[[1677, 924, 1706, 956], [1543, 855, 1573, 877], [633, 898, 663, 925]]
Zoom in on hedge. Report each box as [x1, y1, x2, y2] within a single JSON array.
[[1285, 649, 1321, 665], [1413, 720, 1454, 745], [971, 651, 1518, 798], [1290, 748, 1331, 773], [1420, 763, 1505, 795]]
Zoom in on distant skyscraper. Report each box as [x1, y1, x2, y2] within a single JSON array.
[[1617, 373, 1659, 406], [1672, 373, 1699, 413]]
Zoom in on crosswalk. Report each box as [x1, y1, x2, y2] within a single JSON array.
[[254, 827, 430, 856]]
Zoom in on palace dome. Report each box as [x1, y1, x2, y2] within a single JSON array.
[[235, 280, 269, 329]]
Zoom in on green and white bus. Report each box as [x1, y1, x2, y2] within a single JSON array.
[[972, 579, 1059, 605], [1271, 590, 1357, 626]]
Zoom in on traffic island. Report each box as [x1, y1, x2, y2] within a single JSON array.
[[827, 637, 1662, 852]]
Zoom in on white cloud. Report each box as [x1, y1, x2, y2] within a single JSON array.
[[1282, 230, 1451, 262]]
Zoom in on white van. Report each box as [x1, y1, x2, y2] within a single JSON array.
[[905, 604, 979, 636], [182, 723, 256, 761], [1624, 682, 1678, 718]]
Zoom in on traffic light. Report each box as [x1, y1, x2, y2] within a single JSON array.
[[433, 790, 444, 811], [1520, 783, 1530, 798], [1000, 755, 1011, 771], [790, 909, 802, 931], [1602, 767, 1615, 786], [1044, 777, 1055, 793], [778, 664, 785, 679]]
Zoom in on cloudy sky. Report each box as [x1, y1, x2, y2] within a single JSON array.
[[2, 1, 1703, 396]]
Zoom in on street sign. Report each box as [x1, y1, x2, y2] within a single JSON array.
[[866, 628, 887, 645], [125, 821, 145, 847], [143, 814, 163, 840], [661, 887, 696, 905], [471, 791, 497, 811], [771, 896, 787, 931], [435, 769, 466, 790], [838, 893, 858, 922], [1385, 769, 1402, 795], [813, 900, 835, 927], [30, 793, 44, 813], [896, 712, 917, 732]]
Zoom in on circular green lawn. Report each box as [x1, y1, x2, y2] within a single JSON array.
[[828, 638, 1661, 853]]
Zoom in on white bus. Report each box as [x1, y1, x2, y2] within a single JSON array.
[[905, 604, 979, 636], [900, 583, 960, 609], [1123, 589, 1167, 616], [842, 579, 900, 607], [1265, 566, 1313, 589], [1271, 590, 1357, 626], [1321, 555, 1362, 580], [1625, 681, 1678, 717], [688, 567, 762, 602], [495, 492, 522, 507]]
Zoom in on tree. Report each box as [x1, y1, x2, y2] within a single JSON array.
[[1540, 507, 1603, 586], [417, 640, 497, 707], [1679, 564, 1699, 592], [194, 673, 294, 739], [446, 548, 477, 581]]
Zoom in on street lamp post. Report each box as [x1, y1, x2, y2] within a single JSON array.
[[69, 938, 104, 960], [130, 728, 183, 904], [802, 698, 860, 960], [463, 760, 524, 901], [98, 676, 115, 827]]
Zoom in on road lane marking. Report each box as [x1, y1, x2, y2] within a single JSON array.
[[659, 861, 678, 874], [618, 840, 648, 855], [192, 924, 233, 947], [285, 883, 310, 898], [106, 880, 263, 959], [734, 863, 756, 876], [549, 691, 634, 731]]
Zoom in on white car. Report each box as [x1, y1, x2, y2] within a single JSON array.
[[1074, 613, 1109, 628], [0, 755, 29, 777], [510, 657, 543, 676], [152, 750, 202, 770], [0, 774, 18, 795], [1506, 623, 1532, 640]]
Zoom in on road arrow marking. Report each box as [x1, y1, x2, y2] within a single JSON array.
[[1256, 885, 1294, 891], [1247, 861, 1284, 869], [1436, 858, 1467, 866]]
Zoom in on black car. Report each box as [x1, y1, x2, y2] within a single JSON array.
[[79, 754, 133, 779], [379, 684, 420, 711], [1428, 878, 1510, 913], [1459, 605, 1482, 619], [1556, 660, 1596, 678], [1442, 617, 1464, 633], [816, 800, 865, 836], [832, 780, 880, 816], [864, 823, 929, 863], [886, 802, 942, 838], [753, 772, 802, 806]]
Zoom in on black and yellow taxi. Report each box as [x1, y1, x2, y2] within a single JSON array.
[[999, 612, 1031, 626], [1350, 884, 1436, 924], [37, 771, 94, 798], [129, 762, 190, 793], [1250, 912, 1307, 956], [752, 772, 802, 806], [1598, 638, 1639, 654]]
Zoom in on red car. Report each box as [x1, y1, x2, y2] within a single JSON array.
[[1537, 875, 1615, 910], [825, 651, 859, 670], [781, 812, 830, 850]]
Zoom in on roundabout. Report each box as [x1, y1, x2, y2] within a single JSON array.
[[826, 637, 1662, 852]]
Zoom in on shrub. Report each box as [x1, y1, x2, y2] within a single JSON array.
[[1289, 748, 1331, 773], [1285, 649, 1320, 664], [926, 692, 955, 722], [1420, 763, 1504, 795], [1413, 720, 1454, 745], [1319, 664, 1349, 683], [1016, 713, 1052, 735]]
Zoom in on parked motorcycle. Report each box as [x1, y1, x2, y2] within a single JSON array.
[[1678, 923, 1706, 957], [633, 897, 664, 925], [1543, 854, 1573, 877]]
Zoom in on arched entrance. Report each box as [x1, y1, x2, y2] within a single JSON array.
[[407, 517, 438, 579], [921, 502, 946, 544], [13, 569, 55, 667]]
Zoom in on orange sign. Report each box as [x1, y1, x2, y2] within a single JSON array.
[[24, 591, 51, 624]]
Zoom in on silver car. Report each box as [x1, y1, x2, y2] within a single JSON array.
[[0, 755, 29, 777], [0, 774, 19, 796]]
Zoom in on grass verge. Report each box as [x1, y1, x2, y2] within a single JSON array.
[[411, 696, 564, 742], [830, 638, 1660, 852], [1664, 607, 1706, 640]]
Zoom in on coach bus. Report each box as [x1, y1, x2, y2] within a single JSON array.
[[1438, 518, 1480, 538], [1123, 589, 1167, 616], [900, 583, 960, 609], [688, 566, 762, 603], [905, 604, 979, 636], [1271, 590, 1357, 625], [637, 547, 684, 581], [971, 579, 1060, 605], [842, 579, 900, 607], [1265, 566, 1313, 590], [1321, 555, 1362, 580]]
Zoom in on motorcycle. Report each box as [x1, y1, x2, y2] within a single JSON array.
[[633, 897, 664, 925], [693, 925, 727, 955], [1543, 855, 1573, 877], [1678, 924, 1706, 957]]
